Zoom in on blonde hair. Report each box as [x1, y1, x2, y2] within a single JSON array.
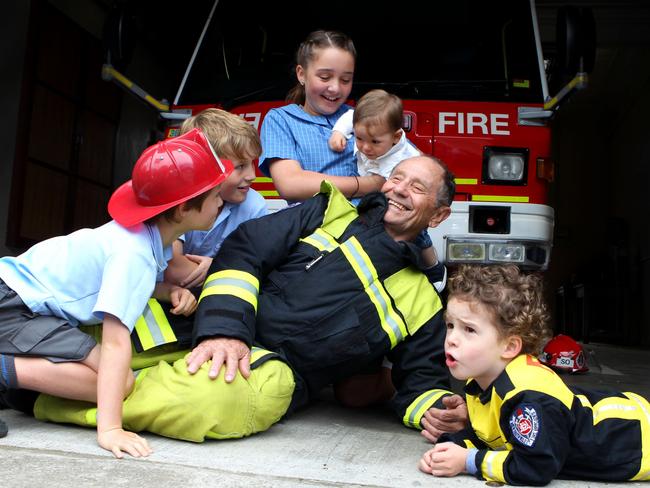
[[353, 89, 403, 132], [180, 108, 262, 161], [448, 265, 552, 355]]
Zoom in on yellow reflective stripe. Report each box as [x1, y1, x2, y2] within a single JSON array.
[[251, 346, 268, 362], [482, 451, 507, 483], [133, 299, 177, 351], [148, 299, 177, 344], [576, 394, 591, 409], [383, 266, 443, 336], [455, 178, 477, 185], [402, 389, 449, 428], [320, 181, 358, 239], [259, 190, 280, 197], [254, 177, 273, 183], [589, 394, 645, 424], [340, 237, 407, 348], [627, 392, 650, 480], [199, 270, 259, 311], [300, 228, 339, 252], [203, 270, 260, 292], [464, 440, 477, 449], [471, 195, 530, 203], [250, 346, 275, 363]]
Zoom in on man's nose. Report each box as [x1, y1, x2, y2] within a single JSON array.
[[393, 179, 408, 194]]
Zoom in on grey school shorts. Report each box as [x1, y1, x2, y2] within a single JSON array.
[[0, 279, 96, 363]]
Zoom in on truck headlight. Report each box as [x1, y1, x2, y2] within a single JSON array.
[[483, 147, 528, 184], [446, 239, 549, 269], [488, 243, 525, 263], [448, 242, 485, 261]]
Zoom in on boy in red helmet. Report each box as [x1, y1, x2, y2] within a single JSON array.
[[0, 128, 232, 458], [419, 264, 650, 485]]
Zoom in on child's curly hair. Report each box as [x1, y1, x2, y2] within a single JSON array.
[[448, 264, 551, 355]]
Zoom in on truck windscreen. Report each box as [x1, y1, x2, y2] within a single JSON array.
[[176, 0, 544, 107]]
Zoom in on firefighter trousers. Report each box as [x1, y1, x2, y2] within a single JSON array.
[[33, 349, 295, 442]]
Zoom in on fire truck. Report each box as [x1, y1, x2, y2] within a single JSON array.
[[105, 0, 594, 270]]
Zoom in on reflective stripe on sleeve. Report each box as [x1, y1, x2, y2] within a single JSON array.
[[402, 389, 450, 428], [300, 228, 339, 252], [481, 450, 507, 483], [199, 270, 260, 312], [340, 237, 407, 348], [250, 346, 284, 369], [383, 266, 443, 336], [133, 299, 177, 351], [623, 392, 650, 480]]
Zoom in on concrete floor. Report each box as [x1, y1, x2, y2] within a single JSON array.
[[1, 342, 649, 487]]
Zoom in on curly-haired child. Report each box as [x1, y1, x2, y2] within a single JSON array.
[[419, 264, 650, 486]]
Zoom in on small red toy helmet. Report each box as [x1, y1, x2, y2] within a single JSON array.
[[108, 128, 233, 227], [540, 334, 589, 373]]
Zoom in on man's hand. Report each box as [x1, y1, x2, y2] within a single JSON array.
[[328, 130, 347, 152], [186, 337, 251, 382], [420, 442, 467, 477], [421, 394, 468, 443], [179, 254, 213, 288], [168, 286, 197, 316], [97, 427, 153, 459]]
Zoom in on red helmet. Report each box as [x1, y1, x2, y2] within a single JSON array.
[[539, 334, 588, 373], [108, 128, 233, 227]]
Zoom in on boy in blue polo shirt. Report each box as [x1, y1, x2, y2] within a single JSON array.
[[164, 108, 267, 289], [0, 128, 232, 458]]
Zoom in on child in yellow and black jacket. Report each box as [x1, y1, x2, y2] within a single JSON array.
[[419, 264, 650, 486]]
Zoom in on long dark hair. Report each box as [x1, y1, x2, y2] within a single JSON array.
[[286, 30, 357, 105]]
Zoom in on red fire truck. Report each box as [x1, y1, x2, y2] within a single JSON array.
[[105, 0, 593, 270]]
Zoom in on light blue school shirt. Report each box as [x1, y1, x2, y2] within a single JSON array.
[[259, 104, 357, 177], [0, 221, 172, 331], [180, 188, 268, 257]]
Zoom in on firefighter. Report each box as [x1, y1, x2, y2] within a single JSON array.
[[32, 155, 463, 444], [186, 155, 460, 434], [419, 265, 650, 485], [0, 129, 232, 457]]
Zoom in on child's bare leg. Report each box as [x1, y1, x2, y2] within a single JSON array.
[[13, 344, 133, 402], [14, 356, 99, 402]]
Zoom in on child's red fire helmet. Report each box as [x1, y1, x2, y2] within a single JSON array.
[[108, 128, 233, 227], [540, 334, 589, 373]]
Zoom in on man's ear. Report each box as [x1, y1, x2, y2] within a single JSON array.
[[428, 205, 451, 229], [502, 335, 523, 360]]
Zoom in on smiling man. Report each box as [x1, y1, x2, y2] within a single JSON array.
[[28, 156, 465, 444], [181, 155, 462, 438]]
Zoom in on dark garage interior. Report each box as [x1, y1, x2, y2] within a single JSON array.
[[1, 0, 650, 346]]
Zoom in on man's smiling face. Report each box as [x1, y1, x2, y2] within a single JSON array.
[[381, 157, 450, 241]]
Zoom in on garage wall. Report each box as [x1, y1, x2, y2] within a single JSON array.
[[549, 46, 650, 344], [0, 0, 170, 256], [0, 2, 31, 256]]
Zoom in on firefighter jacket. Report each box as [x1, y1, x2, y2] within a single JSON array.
[[193, 181, 453, 428], [444, 354, 650, 485]]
